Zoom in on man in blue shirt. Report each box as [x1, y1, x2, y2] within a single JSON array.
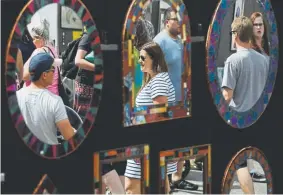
[[154, 7, 184, 102], [154, 7, 198, 191]]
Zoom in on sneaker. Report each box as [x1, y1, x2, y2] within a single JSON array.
[[170, 179, 199, 191], [250, 172, 266, 182]]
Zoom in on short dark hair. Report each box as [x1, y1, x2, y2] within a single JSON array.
[[163, 7, 176, 25]]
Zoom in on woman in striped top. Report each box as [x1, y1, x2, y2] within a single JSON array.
[[125, 42, 177, 194], [135, 42, 175, 106]]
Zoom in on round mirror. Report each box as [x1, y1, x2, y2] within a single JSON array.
[[122, 0, 192, 127], [222, 146, 272, 194], [5, 0, 103, 159], [206, 0, 279, 128]]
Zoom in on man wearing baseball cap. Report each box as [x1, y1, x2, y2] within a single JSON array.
[[16, 53, 75, 145]]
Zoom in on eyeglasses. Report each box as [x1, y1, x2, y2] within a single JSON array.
[[230, 30, 237, 35], [168, 17, 178, 21], [139, 55, 146, 62], [253, 23, 263, 27], [45, 66, 55, 73]]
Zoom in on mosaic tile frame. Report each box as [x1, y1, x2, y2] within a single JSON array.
[[206, 0, 279, 128], [221, 146, 273, 194], [33, 174, 58, 194], [5, 0, 103, 159], [93, 144, 150, 194], [122, 0, 192, 127], [159, 144, 211, 194]]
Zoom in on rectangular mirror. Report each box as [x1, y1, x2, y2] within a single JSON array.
[[159, 144, 211, 194], [93, 144, 150, 194]]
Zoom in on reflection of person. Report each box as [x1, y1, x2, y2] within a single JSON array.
[[125, 159, 177, 194], [153, 7, 184, 102], [125, 42, 177, 194], [154, 8, 198, 192], [16, 53, 75, 145], [222, 16, 269, 112], [135, 42, 175, 107], [250, 12, 269, 57], [73, 26, 96, 121], [23, 19, 61, 96]]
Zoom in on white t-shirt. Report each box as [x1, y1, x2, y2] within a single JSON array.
[[16, 87, 68, 145]]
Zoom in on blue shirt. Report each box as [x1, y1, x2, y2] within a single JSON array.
[[154, 30, 184, 101]]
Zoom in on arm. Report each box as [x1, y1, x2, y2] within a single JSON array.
[[221, 60, 237, 103], [153, 96, 168, 104], [16, 49, 24, 83], [56, 119, 75, 140], [222, 87, 234, 103], [74, 49, 95, 71], [54, 98, 75, 140]]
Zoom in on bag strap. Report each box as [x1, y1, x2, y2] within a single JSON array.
[[42, 46, 56, 58]]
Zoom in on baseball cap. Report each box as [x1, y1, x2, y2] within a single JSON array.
[[29, 53, 54, 82]]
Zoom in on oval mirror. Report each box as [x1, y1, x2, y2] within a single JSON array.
[[5, 0, 103, 159], [206, 0, 279, 128], [222, 146, 273, 194]]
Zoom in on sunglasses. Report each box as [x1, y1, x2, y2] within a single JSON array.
[[139, 55, 146, 62], [168, 17, 178, 21], [230, 30, 237, 35], [253, 23, 263, 27]]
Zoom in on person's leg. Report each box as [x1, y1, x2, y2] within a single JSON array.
[[125, 177, 141, 194], [236, 163, 255, 194], [171, 159, 183, 182], [102, 170, 125, 194], [124, 159, 141, 194]]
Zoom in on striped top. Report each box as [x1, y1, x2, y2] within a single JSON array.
[[135, 72, 175, 107]]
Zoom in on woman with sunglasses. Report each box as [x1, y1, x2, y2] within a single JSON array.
[[22, 19, 61, 96], [250, 12, 269, 57], [136, 42, 175, 108], [124, 42, 176, 194]]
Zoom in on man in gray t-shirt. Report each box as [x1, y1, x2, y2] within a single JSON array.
[[221, 16, 269, 194], [16, 53, 75, 145], [222, 17, 269, 113]]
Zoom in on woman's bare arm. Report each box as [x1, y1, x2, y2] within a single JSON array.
[[153, 96, 168, 105]]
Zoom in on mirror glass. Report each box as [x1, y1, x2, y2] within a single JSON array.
[[230, 159, 267, 194], [206, 0, 279, 128], [160, 145, 211, 194], [5, 0, 103, 158], [94, 145, 150, 194], [222, 147, 273, 194], [123, 0, 192, 127]]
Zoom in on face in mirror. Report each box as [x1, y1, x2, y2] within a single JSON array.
[[206, 0, 278, 128], [230, 159, 267, 194], [123, 0, 191, 127], [160, 145, 211, 194], [222, 147, 273, 194], [6, 0, 103, 158]]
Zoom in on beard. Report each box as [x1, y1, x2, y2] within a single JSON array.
[[169, 28, 180, 37]]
